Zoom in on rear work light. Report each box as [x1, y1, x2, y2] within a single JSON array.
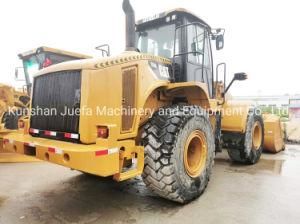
[[97, 126, 109, 138]]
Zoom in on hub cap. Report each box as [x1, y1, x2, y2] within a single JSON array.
[[184, 130, 207, 178], [252, 121, 262, 150]]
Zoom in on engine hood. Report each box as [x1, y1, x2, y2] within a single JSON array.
[[34, 51, 171, 78]]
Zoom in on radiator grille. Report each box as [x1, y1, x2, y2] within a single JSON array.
[[122, 66, 137, 132], [30, 70, 81, 135]]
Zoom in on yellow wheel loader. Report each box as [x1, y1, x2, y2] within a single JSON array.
[[3, 46, 92, 131], [4, 0, 283, 202], [0, 47, 91, 161]]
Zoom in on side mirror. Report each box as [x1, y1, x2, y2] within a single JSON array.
[[224, 72, 248, 94], [234, 72, 248, 81], [216, 34, 224, 50], [95, 44, 111, 57]]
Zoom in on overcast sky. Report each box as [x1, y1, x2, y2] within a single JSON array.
[[0, 0, 298, 96]]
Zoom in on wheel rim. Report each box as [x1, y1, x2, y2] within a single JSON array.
[[252, 121, 262, 150], [184, 130, 207, 178]]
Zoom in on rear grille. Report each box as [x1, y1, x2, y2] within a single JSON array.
[[30, 70, 81, 137], [121, 66, 137, 132]]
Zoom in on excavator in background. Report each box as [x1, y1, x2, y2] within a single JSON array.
[[0, 47, 91, 162]]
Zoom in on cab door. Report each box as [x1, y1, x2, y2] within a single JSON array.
[[185, 24, 213, 97]]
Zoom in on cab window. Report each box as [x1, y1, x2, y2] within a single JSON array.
[[187, 25, 205, 64], [137, 24, 177, 59]]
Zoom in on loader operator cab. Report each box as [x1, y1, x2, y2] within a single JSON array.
[[135, 9, 228, 98], [16, 47, 91, 95]]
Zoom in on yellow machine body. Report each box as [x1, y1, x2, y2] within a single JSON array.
[[2, 6, 284, 180], [3, 51, 252, 179], [1, 4, 287, 204]]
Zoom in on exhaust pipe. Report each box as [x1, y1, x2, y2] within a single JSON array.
[[122, 0, 136, 51]]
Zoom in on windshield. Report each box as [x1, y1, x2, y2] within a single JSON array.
[[136, 24, 177, 58]]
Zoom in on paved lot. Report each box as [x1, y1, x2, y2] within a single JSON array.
[[1, 145, 300, 224]]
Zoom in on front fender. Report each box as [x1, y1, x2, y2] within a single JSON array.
[[221, 100, 253, 133]]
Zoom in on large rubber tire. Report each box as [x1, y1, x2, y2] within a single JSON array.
[[141, 105, 215, 203], [2, 111, 20, 130], [226, 109, 264, 164]]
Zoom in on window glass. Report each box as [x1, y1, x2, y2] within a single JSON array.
[[187, 25, 204, 64], [137, 24, 177, 58], [203, 31, 213, 96], [204, 32, 212, 69]]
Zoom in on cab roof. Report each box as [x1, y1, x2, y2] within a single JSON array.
[[18, 46, 92, 60], [136, 8, 211, 31]]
